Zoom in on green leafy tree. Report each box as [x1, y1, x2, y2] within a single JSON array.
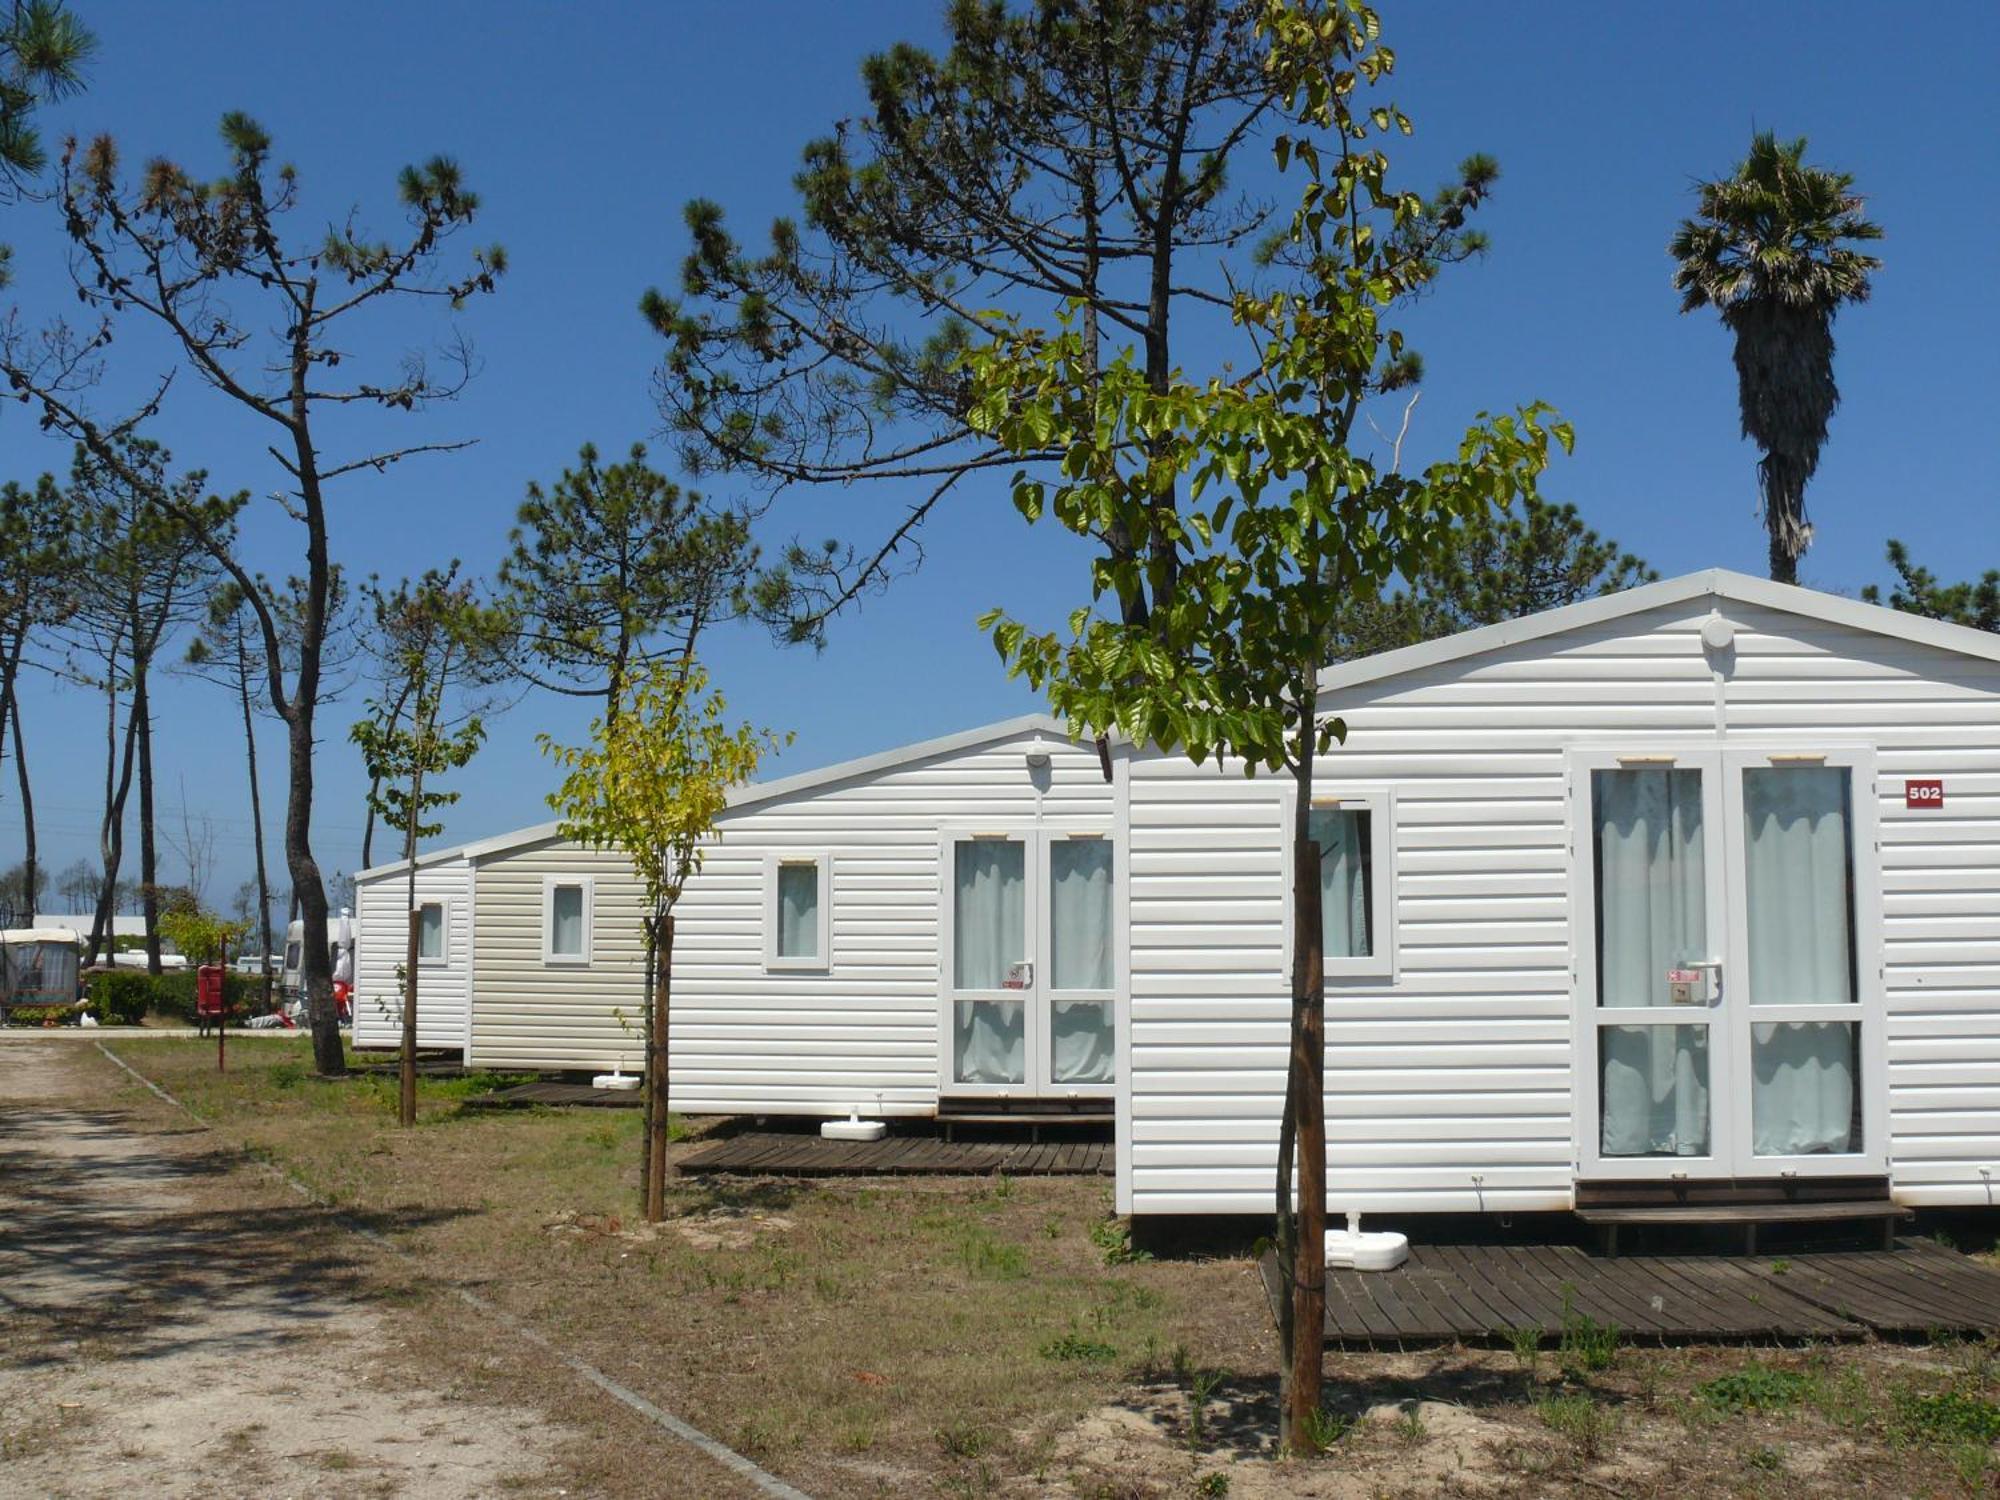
[[0, 0, 93, 286], [962, 1, 1570, 1446], [1862, 541, 2000, 633], [646, 0, 1308, 641], [157, 904, 246, 967], [540, 662, 781, 1220], [1671, 133, 1882, 584], [2, 114, 505, 1076], [351, 564, 508, 1126], [498, 442, 755, 721]]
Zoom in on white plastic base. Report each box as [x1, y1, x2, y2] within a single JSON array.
[[1325, 1228, 1409, 1272], [821, 1118, 887, 1141], [592, 1073, 641, 1091]]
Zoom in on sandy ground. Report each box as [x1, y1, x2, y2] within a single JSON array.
[[0, 1040, 570, 1499]]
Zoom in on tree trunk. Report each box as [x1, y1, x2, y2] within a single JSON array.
[[1281, 695, 1327, 1453], [237, 636, 275, 1008], [289, 697, 341, 1076], [1768, 526, 1798, 587], [398, 763, 424, 1127], [135, 649, 163, 974], [645, 909, 674, 1222], [89, 673, 140, 969], [2, 630, 36, 924]]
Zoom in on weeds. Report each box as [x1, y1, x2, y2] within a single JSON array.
[[1699, 1363, 1812, 1415], [1505, 1324, 1541, 1379], [1040, 1329, 1118, 1363], [1556, 1289, 1619, 1376], [1187, 1367, 1229, 1449], [1392, 1403, 1428, 1445], [1300, 1404, 1355, 1449], [1089, 1215, 1152, 1266], [1894, 1389, 2000, 1443], [1194, 1471, 1231, 1497], [954, 1225, 1027, 1280], [1537, 1393, 1617, 1461]]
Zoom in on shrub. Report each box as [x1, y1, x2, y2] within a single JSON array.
[[82, 968, 259, 1023], [2, 1003, 72, 1027]]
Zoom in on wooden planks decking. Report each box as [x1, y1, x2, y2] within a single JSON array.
[[1263, 1237, 2000, 1346], [680, 1130, 1111, 1178]]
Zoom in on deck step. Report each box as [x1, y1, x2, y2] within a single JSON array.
[[1576, 1199, 1911, 1257]]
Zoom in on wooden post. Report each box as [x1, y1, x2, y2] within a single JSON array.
[[644, 910, 673, 1221], [1285, 835, 1326, 1448]]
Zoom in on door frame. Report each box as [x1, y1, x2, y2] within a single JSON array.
[[1566, 739, 1886, 1182], [937, 818, 1119, 1100]]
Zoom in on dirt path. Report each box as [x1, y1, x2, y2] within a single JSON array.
[[0, 1039, 575, 1498]]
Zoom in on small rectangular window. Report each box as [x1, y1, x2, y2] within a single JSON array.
[[1307, 792, 1394, 980], [416, 901, 446, 963], [765, 854, 831, 971], [543, 879, 592, 966]]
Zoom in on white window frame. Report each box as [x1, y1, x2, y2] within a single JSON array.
[[1307, 787, 1396, 982], [763, 853, 832, 972], [414, 899, 449, 968], [541, 876, 594, 967]]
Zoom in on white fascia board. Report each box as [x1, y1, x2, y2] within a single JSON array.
[[355, 846, 472, 885], [1314, 567, 2000, 696]]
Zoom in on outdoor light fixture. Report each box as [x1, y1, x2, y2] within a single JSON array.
[[1025, 750, 1052, 770]]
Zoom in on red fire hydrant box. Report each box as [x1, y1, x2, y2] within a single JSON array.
[[195, 964, 226, 1019]]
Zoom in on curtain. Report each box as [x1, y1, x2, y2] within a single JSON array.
[[550, 885, 585, 956], [1050, 838, 1112, 990], [953, 840, 1024, 989], [417, 903, 444, 960], [1753, 1021, 1858, 1155], [1595, 769, 1710, 1156], [1744, 766, 1858, 1155], [1601, 1024, 1710, 1156], [777, 862, 820, 960], [1310, 809, 1372, 959], [1593, 768, 1707, 1008], [1052, 1000, 1114, 1083], [1744, 768, 1853, 1004], [955, 1000, 1025, 1084]]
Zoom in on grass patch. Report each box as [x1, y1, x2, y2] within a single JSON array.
[[1894, 1388, 2000, 1443], [1538, 1393, 1617, 1460]]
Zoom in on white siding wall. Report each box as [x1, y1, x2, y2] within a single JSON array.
[[1723, 601, 2000, 1206], [354, 861, 472, 1055], [1122, 596, 2000, 1215], [467, 728, 1113, 1106]]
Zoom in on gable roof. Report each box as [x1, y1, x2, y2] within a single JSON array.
[[434, 711, 1071, 869], [1316, 567, 2000, 695]]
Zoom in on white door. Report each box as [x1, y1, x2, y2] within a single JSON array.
[[940, 825, 1116, 1099], [1572, 746, 1884, 1181]]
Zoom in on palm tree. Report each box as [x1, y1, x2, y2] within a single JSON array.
[[1671, 132, 1882, 584]]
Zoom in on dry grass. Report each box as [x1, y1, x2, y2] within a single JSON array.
[[97, 1039, 2000, 1499]]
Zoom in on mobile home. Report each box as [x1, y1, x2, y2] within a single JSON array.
[[359, 571, 2000, 1220]]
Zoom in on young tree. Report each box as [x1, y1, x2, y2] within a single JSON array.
[[540, 662, 780, 1220], [0, 472, 72, 918], [0, 0, 93, 286], [646, 0, 1306, 641], [1671, 133, 1882, 584], [350, 564, 507, 1125], [66, 438, 215, 969], [497, 442, 755, 723], [1, 114, 506, 1075], [963, 1, 1570, 1446], [1862, 540, 2000, 633]]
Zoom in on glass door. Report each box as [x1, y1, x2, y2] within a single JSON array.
[[942, 826, 1117, 1098], [1721, 749, 1884, 1176], [1574, 751, 1731, 1179]]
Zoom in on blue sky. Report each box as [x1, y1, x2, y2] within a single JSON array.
[[5, 1, 1997, 912]]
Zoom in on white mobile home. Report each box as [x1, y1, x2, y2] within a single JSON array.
[[359, 571, 2000, 1220], [351, 854, 472, 1052]]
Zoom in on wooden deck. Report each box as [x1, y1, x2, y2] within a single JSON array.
[[1264, 1237, 2000, 1346], [680, 1130, 1112, 1178], [462, 1081, 643, 1109]]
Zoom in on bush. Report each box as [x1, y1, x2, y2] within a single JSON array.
[[82, 968, 259, 1024], [2, 1003, 72, 1027]]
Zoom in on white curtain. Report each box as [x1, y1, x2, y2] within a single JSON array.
[[417, 903, 444, 960], [955, 1000, 1025, 1083], [1601, 1024, 1710, 1157], [1744, 767, 1858, 1155], [1595, 769, 1710, 1156], [550, 885, 585, 956], [777, 863, 820, 959], [1310, 809, 1372, 959], [1050, 838, 1112, 990], [1052, 1000, 1114, 1083], [953, 840, 1024, 989], [1753, 1021, 1857, 1155]]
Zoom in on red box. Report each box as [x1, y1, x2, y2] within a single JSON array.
[[195, 964, 226, 1018]]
